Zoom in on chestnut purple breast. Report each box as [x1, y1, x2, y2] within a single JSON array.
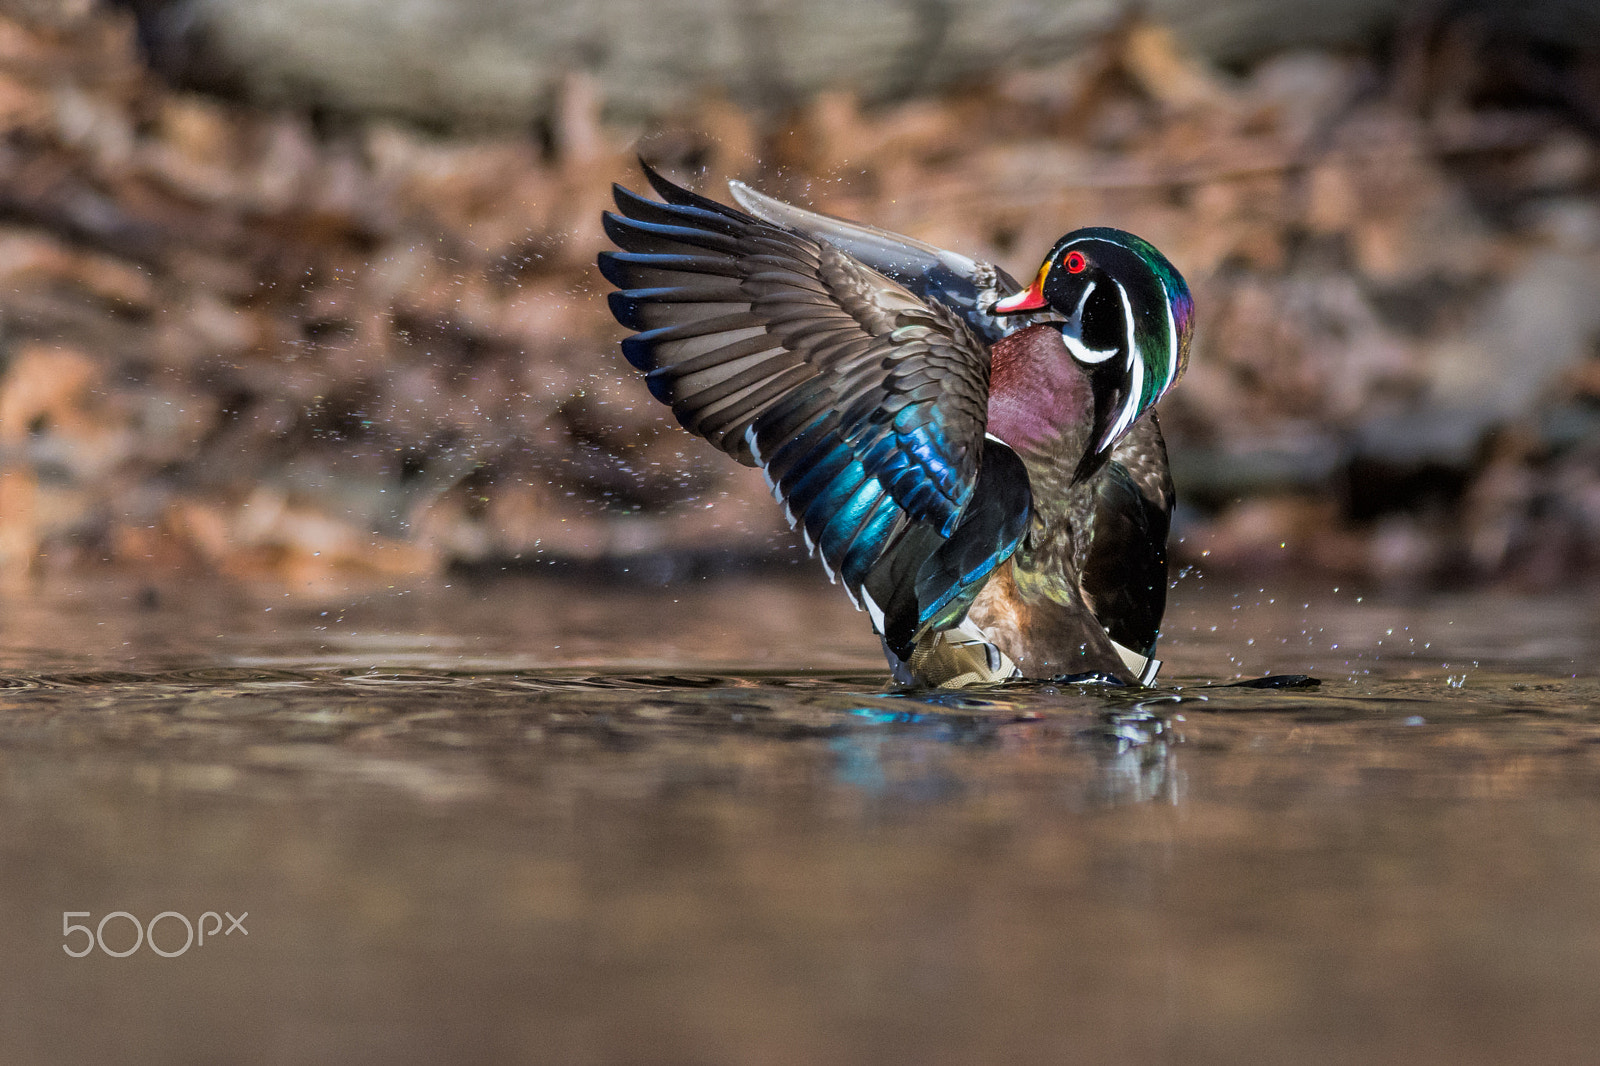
[[985, 324, 1092, 455]]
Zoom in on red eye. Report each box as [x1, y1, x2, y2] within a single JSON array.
[[1064, 250, 1087, 274]]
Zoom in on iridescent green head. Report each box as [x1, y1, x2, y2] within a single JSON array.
[[993, 227, 1193, 479]]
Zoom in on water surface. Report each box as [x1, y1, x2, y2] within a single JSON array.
[[1, 573, 1597, 1064]]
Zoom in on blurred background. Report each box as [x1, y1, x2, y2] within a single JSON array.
[[3, 0, 1599, 592]]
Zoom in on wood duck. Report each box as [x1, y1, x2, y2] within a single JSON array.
[[597, 164, 1193, 687]]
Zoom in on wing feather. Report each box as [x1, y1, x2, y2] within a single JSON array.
[[599, 164, 995, 602], [726, 180, 1042, 343]]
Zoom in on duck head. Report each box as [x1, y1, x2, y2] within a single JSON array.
[[992, 228, 1193, 482]]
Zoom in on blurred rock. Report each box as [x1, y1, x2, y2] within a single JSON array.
[[120, 0, 1600, 130], [123, 0, 1376, 127]]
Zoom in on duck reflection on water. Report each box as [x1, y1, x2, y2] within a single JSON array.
[[831, 688, 1197, 808]]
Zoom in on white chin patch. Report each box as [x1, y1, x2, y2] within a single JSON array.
[[1061, 329, 1117, 365], [1060, 282, 1116, 364]]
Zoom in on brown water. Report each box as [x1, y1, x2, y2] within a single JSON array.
[[1, 571, 1598, 1064]]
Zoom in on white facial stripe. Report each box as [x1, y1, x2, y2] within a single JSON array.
[[1059, 281, 1117, 364], [1161, 276, 1178, 395], [1072, 279, 1094, 319], [1098, 277, 1143, 450], [1061, 331, 1117, 364]]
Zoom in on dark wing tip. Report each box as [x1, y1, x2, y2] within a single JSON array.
[[600, 209, 638, 248], [606, 290, 649, 333], [641, 365, 677, 404], [631, 156, 679, 208], [611, 182, 663, 219], [618, 332, 659, 373], [641, 159, 690, 204], [640, 159, 750, 221], [595, 248, 627, 288]]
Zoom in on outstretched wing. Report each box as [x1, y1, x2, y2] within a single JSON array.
[[598, 165, 997, 604], [727, 181, 1034, 344]]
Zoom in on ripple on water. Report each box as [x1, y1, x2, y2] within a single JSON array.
[[3, 665, 1596, 759]]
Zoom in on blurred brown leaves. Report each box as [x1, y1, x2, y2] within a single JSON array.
[[0, 6, 1597, 587]]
